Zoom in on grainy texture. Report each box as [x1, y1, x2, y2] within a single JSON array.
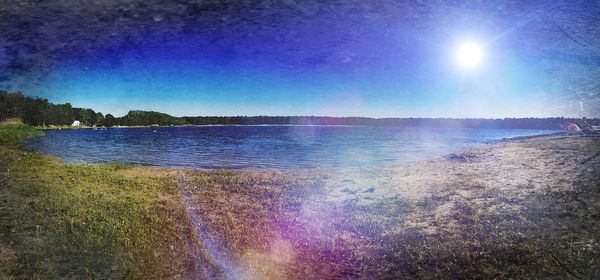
[[2, 1, 600, 116]]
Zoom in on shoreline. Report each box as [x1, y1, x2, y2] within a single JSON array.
[[493, 130, 566, 143], [2, 130, 599, 278], [38, 123, 567, 130], [25, 128, 564, 172]]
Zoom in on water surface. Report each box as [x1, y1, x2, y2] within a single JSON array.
[[25, 126, 557, 169]]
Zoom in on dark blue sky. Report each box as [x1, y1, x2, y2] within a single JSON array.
[[1, 0, 599, 117]]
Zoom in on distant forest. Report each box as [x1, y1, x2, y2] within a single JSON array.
[[1, 91, 598, 129]]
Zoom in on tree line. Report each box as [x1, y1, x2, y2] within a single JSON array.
[[1, 90, 598, 129], [1, 91, 111, 126]]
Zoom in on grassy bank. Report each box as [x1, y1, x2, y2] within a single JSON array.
[[0, 122, 43, 146], [1, 124, 599, 278], [0, 124, 201, 278]]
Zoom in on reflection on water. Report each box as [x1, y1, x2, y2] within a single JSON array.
[[24, 126, 556, 169]]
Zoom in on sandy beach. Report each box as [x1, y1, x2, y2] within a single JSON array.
[[170, 134, 600, 278]]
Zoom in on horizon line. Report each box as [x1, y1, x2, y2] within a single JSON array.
[[4, 91, 599, 120]]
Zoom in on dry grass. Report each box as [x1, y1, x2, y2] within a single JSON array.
[[174, 136, 600, 279], [0, 147, 201, 278], [175, 169, 412, 278], [0, 118, 24, 125]]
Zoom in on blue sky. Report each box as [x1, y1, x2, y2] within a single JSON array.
[[2, 0, 599, 117]]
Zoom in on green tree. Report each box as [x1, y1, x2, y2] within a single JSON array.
[[101, 114, 116, 127], [79, 109, 97, 126], [95, 112, 104, 126]]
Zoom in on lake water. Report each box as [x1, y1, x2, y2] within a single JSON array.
[[24, 126, 557, 169]]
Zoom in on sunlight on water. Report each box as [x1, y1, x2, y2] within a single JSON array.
[[24, 126, 557, 169]]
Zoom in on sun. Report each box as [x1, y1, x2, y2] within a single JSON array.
[[456, 41, 484, 68]]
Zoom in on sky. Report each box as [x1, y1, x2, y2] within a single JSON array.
[[1, 0, 600, 117]]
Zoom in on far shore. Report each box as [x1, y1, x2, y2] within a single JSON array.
[[38, 123, 567, 132], [37, 123, 370, 130]]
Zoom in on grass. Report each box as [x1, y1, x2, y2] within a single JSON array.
[[179, 171, 600, 279], [1, 123, 599, 278], [0, 124, 201, 278], [0, 121, 43, 146], [176, 171, 414, 278]]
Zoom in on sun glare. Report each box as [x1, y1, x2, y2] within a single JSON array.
[[456, 41, 483, 68]]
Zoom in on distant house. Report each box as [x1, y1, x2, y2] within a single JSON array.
[[72, 120, 81, 126]]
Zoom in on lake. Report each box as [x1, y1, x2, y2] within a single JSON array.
[[24, 126, 557, 169]]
